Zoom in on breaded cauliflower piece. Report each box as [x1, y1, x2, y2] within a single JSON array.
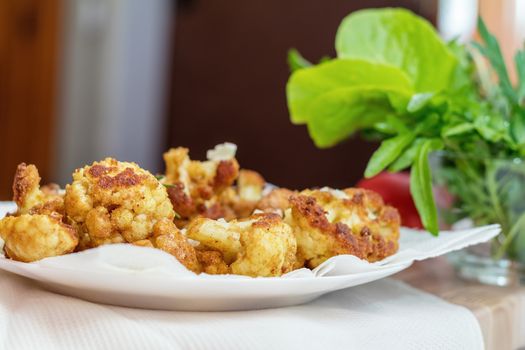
[[64, 158, 175, 249], [0, 213, 78, 262], [256, 188, 295, 213], [163, 145, 240, 223], [149, 218, 201, 273], [230, 213, 296, 277], [186, 213, 297, 277], [342, 188, 401, 262], [134, 223, 226, 274], [287, 188, 400, 268], [186, 217, 241, 263], [218, 169, 266, 218], [237, 170, 265, 202], [12, 163, 64, 215], [133, 221, 202, 273], [196, 250, 230, 275]]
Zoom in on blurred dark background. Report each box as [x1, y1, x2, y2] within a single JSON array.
[[168, 0, 437, 189], [2, 0, 519, 199]]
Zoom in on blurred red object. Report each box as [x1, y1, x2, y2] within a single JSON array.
[[357, 172, 423, 229]]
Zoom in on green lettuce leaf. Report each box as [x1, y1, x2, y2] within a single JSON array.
[[287, 48, 312, 72], [305, 88, 409, 148], [365, 132, 415, 177], [410, 139, 443, 235], [286, 58, 413, 124], [335, 8, 457, 92]]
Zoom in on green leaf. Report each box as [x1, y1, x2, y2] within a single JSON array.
[[306, 88, 407, 148], [319, 55, 331, 64], [288, 48, 312, 72], [442, 123, 475, 137], [410, 139, 443, 235], [474, 114, 507, 142], [446, 39, 478, 98], [474, 17, 517, 103], [365, 132, 415, 178], [511, 110, 525, 145], [388, 138, 425, 172], [286, 58, 413, 124], [414, 113, 442, 134], [335, 8, 457, 92], [371, 115, 409, 135], [407, 93, 435, 113], [515, 50, 525, 102]]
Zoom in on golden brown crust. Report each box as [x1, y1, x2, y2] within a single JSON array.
[[286, 188, 400, 267], [12, 163, 65, 216], [85, 207, 113, 239], [216, 169, 265, 218], [256, 188, 295, 213], [28, 197, 65, 216], [3, 148, 400, 275], [167, 183, 196, 218], [230, 213, 297, 277], [97, 168, 147, 189], [289, 195, 331, 231], [238, 169, 265, 190], [150, 218, 201, 273], [64, 158, 175, 248], [342, 188, 400, 261], [289, 195, 367, 267], [187, 213, 297, 277], [0, 213, 79, 262], [132, 239, 154, 248], [163, 147, 190, 185], [162, 148, 240, 223], [198, 203, 228, 220], [213, 160, 239, 190], [162, 148, 266, 224], [196, 250, 230, 274], [250, 212, 282, 229], [13, 163, 40, 207]]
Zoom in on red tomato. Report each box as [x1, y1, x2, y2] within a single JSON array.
[[357, 172, 423, 229]]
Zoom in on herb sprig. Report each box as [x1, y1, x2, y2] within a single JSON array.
[[287, 8, 525, 237]]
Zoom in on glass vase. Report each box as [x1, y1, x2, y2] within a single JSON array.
[[430, 152, 525, 286]]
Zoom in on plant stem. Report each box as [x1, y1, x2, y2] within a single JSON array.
[[485, 162, 509, 234], [494, 210, 525, 259]]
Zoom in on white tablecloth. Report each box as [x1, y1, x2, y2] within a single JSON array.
[[0, 271, 483, 350]]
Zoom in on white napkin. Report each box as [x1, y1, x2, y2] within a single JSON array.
[[0, 270, 484, 350], [311, 224, 500, 276], [0, 202, 501, 279]]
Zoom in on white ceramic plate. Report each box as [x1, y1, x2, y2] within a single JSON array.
[[0, 256, 411, 311], [0, 202, 500, 311], [0, 200, 413, 311]]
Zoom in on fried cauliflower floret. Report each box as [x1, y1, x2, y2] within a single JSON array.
[[133, 220, 227, 274], [342, 188, 401, 262], [230, 213, 296, 277], [256, 188, 295, 213], [237, 170, 265, 200], [187, 213, 297, 277], [217, 169, 266, 219], [163, 144, 240, 222], [149, 218, 201, 273], [0, 213, 78, 262], [287, 188, 400, 268], [64, 158, 175, 249], [133, 220, 201, 273], [12, 163, 64, 215], [288, 195, 368, 268], [196, 250, 230, 274], [235, 169, 265, 212], [186, 217, 242, 263]]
